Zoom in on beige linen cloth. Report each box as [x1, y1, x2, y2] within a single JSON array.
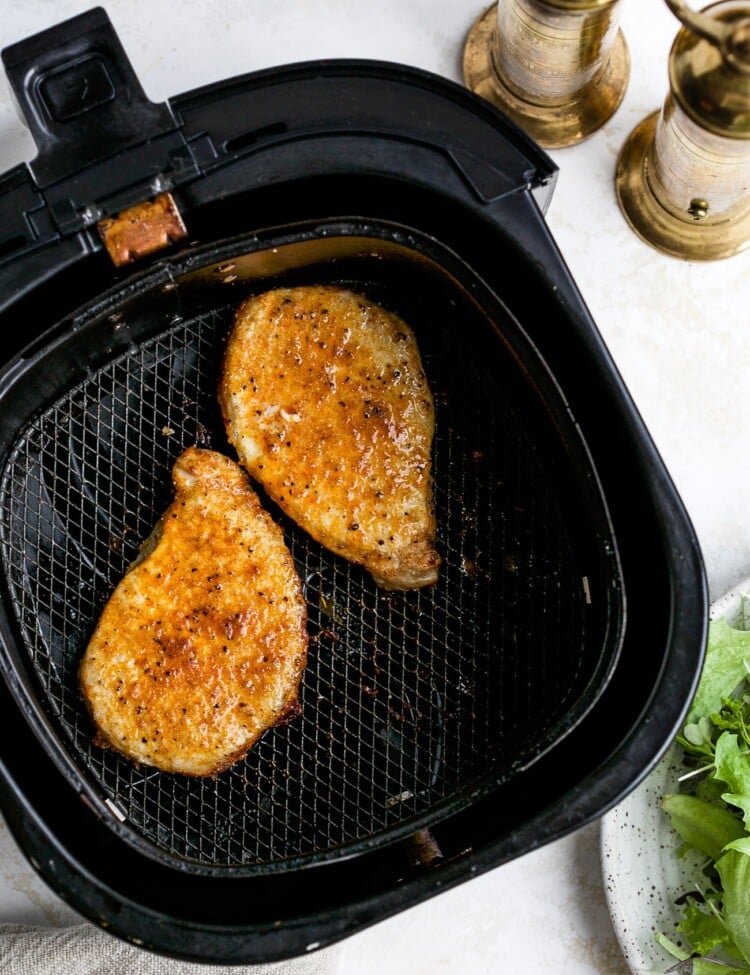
[[0, 923, 341, 974]]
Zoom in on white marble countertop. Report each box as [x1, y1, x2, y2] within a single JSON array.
[[0, 0, 748, 972]]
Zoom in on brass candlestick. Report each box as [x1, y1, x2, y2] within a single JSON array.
[[616, 0, 750, 260], [463, 0, 630, 148]]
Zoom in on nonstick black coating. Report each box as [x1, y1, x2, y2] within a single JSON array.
[[0, 223, 623, 875]]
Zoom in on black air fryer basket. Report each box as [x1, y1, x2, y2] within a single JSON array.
[[0, 7, 706, 964]]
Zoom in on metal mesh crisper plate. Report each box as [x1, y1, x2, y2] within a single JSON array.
[[0, 277, 593, 871]]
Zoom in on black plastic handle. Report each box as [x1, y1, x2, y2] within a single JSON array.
[[1, 7, 177, 187]]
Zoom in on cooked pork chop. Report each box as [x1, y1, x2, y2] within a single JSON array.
[[219, 286, 440, 589], [79, 447, 308, 776]]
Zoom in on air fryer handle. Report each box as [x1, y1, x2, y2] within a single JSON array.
[[1, 7, 177, 188]]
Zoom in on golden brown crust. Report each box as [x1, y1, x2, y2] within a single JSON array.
[[219, 286, 440, 589], [79, 447, 308, 777]]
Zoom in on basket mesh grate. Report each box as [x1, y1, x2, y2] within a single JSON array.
[[0, 296, 587, 868]]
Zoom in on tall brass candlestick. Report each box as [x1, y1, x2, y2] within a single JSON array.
[[616, 0, 750, 260], [463, 0, 630, 148]]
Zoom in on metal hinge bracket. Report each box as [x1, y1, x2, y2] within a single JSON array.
[[97, 192, 188, 268]]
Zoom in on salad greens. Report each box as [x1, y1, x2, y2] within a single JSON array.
[[659, 614, 750, 973]]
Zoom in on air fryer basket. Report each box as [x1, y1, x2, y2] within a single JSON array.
[[0, 225, 622, 874], [0, 8, 706, 963]]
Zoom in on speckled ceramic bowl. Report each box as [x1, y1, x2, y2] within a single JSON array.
[[601, 576, 750, 974]]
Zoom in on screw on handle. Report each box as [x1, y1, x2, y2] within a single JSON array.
[[664, 0, 750, 72]]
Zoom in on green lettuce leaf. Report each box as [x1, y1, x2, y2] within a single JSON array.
[[693, 962, 750, 974], [681, 715, 720, 760], [714, 734, 750, 829], [658, 617, 750, 972], [678, 900, 736, 956], [712, 697, 750, 748], [657, 923, 750, 972], [725, 836, 750, 856], [662, 793, 746, 861], [716, 849, 750, 963], [696, 776, 731, 806], [656, 928, 750, 974], [689, 621, 750, 724]]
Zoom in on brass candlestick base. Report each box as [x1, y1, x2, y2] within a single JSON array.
[[615, 1, 750, 261], [463, 3, 630, 149], [616, 111, 750, 260]]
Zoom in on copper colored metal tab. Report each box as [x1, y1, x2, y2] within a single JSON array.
[[463, 0, 630, 148], [98, 192, 188, 267]]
